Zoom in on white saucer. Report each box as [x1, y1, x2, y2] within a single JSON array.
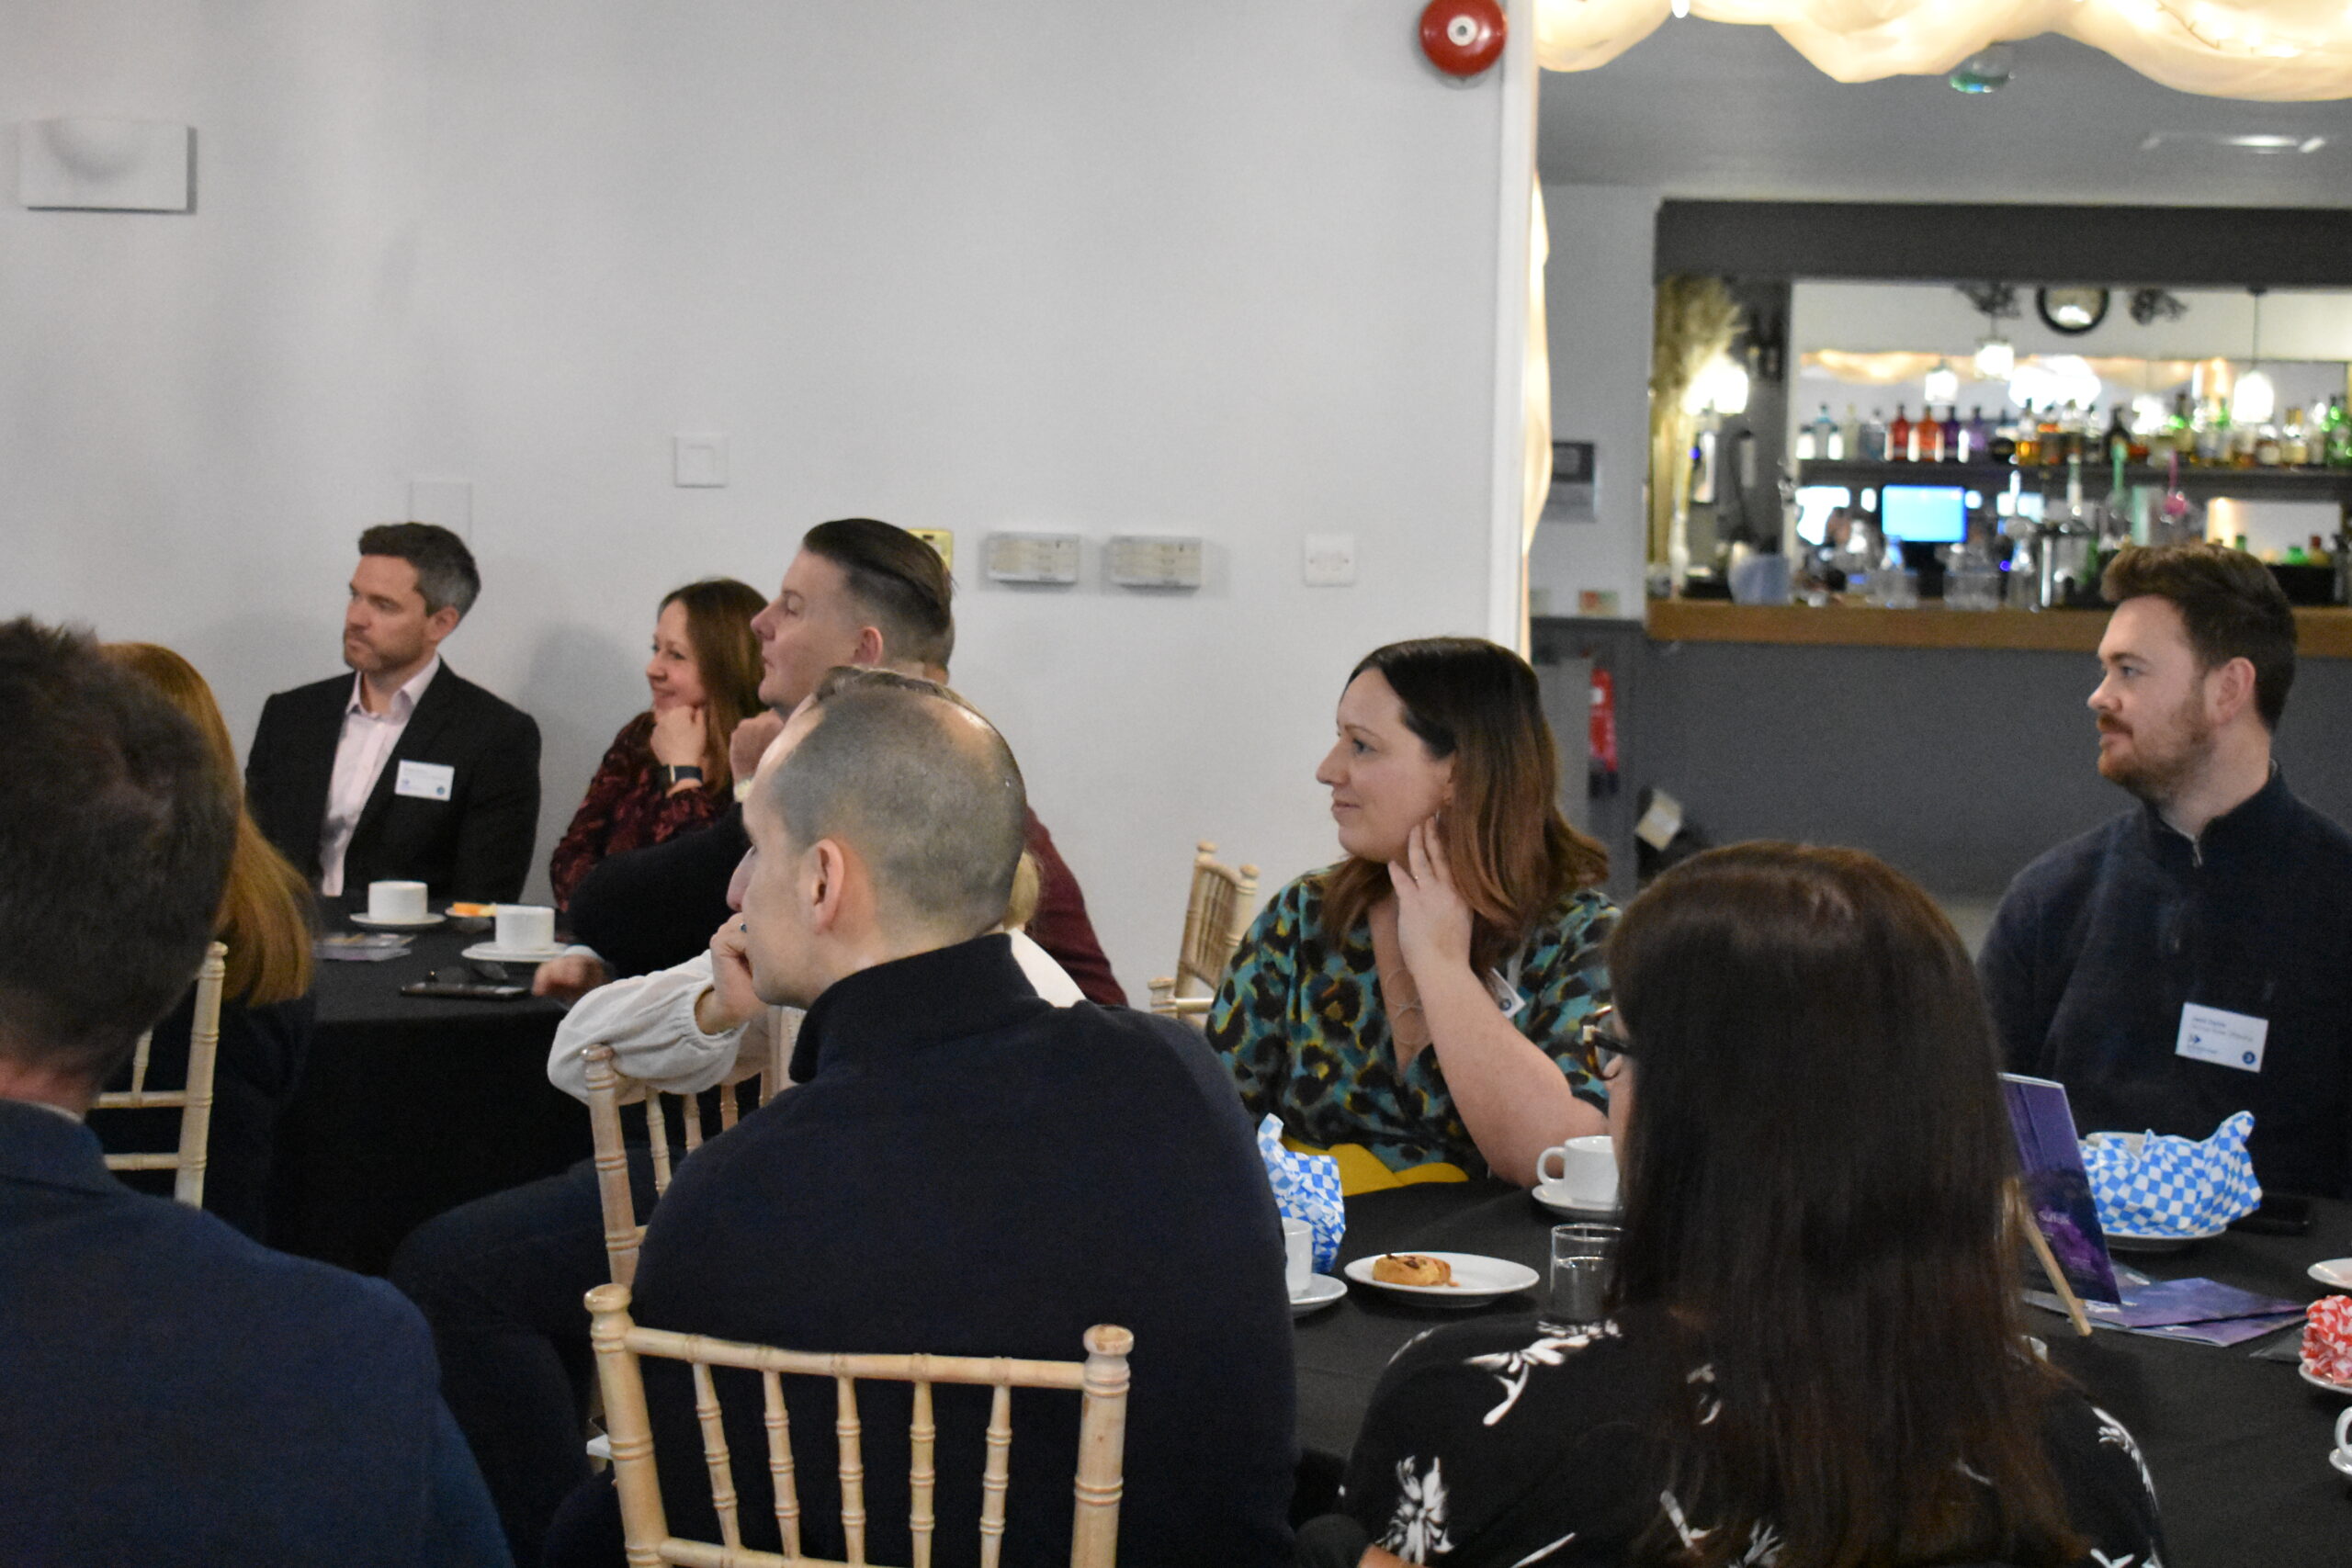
[[351, 911, 446, 930], [2103, 1224, 2227, 1255], [1342, 1252, 1539, 1308], [1532, 1187, 1622, 1222], [2299, 1365, 2352, 1397], [2332, 1448, 2352, 1479], [1289, 1275, 1347, 1317], [2310, 1258, 2352, 1292], [461, 941, 571, 964]]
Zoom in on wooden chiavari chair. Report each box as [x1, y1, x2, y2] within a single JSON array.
[[1147, 840, 1258, 1030], [582, 1006, 796, 1287], [586, 1282, 1132, 1568], [96, 941, 227, 1207]]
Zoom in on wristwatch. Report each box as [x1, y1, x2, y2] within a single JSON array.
[[656, 763, 705, 789]]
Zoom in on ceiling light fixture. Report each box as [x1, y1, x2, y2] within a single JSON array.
[[2231, 287, 2276, 425], [1924, 359, 1962, 404]]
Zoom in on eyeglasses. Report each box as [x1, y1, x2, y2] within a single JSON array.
[[1573, 1006, 1634, 1082]]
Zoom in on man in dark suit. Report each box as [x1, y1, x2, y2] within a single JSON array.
[[245, 522, 541, 903], [0, 617, 510, 1568]]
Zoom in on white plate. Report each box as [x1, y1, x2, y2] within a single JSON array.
[[2301, 1365, 2352, 1397], [1532, 1188, 1622, 1222], [2332, 1448, 2352, 1479], [1342, 1252, 1539, 1308], [461, 941, 571, 964], [350, 911, 446, 930], [2310, 1258, 2352, 1292], [1289, 1275, 1347, 1317], [2103, 1224, 2228, 1255]]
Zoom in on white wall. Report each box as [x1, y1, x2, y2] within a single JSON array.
[[0, 1, 1520, 999], [1527, 183, 1657, 620]]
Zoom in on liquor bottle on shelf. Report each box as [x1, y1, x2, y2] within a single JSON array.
[[2014, 403, 2041, 467], [1889, 404, 1914, 461], [2038, 404, 2064, 466], [1918, 406, 1945, 463], [2162, 392, 2192, 462], [1840, 404, 1861, 463], [1939, 406, 1962, 463], [2325, 399, 2352, 468], [2256, 421, 2283, 468], [1795, 420, 1816, 462], [2104, 404, 2133, 467], [2282, 408, 2310, 468], [2194, 400, 2223, 467], [1814, 405, 1841, 460], [1989, 412, 2018, 465], [1961, 406, 1991, 463], [1862, 408, 1888, 463]]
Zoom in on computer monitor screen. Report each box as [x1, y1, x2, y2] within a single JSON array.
[[1794, 485, 1851, 547], [1880, 484, 1968, 544]]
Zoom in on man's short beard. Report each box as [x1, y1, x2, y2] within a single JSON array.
[[2098, 695, 2214, 807]]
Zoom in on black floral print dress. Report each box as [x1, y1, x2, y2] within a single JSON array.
[[1340, 1310, 2168, 1567], [1207, 871, 1616, 1178]]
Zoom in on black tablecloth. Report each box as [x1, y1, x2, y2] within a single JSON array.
[[266, 908, 588, 1275], [1295, 1183, 2352, 1565]]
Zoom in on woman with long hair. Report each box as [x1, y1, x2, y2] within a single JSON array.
[[88, 642, 318, 1240], [1320, 844, 2165, 1567], [549, 577, 765, 908], [1208, 637, 1613, 1190]]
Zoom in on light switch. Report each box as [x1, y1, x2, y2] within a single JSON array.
[[674, 434, 729, 488], [1303, 533, 1357, 587]]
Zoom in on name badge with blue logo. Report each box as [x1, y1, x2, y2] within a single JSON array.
[[2175, 1002, 2267, 1074]]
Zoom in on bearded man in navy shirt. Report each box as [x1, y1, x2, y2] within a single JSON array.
[[1981, 543, 2352, 1198]]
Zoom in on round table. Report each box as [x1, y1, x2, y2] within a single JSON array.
[[1294, 1182, 2351, 1562], [266, 904, 588, 1275]]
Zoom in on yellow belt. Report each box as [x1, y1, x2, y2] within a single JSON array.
[[1280, 1134, 1468, 1196]]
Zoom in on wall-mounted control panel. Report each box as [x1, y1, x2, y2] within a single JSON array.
[[984, 532, 1081, 584], [1105, 535, 1204, 591]]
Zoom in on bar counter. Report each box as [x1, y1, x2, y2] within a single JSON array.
[[1648, 600, 2352, 659]]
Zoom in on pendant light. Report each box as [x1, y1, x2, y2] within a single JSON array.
[[2231, 288, 2277, 426]]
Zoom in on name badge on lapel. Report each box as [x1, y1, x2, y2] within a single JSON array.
[[394, 760, 456, 802], [2176, 1002, 2267, 1074]]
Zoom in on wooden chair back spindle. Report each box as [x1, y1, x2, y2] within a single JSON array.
[[96, 941, 227, 1208], [582, 1041, 776, 1287], [584, 1283, 1132, 1568], [1147, 840, 1259, 1029]]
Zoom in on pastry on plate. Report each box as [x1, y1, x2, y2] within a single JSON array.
[[1371, 1253, 1452, 1287]]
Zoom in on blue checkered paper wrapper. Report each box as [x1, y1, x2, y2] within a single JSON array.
[[1257, 1115, 1343, 1270], [2081, 1111, 2261, 1237]]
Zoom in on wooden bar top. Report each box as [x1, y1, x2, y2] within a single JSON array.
[[1646, 599, 2352, 659]]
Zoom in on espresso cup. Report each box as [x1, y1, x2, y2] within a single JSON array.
[[1281, 1218, 1314, 1298], [494, 904, 557, 953], [2335, 1406, 2352, 1472], [1535, 1134, 1619, 1211], [368, 880, 428, 923]]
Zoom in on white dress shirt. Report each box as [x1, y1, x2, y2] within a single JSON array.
[[544, 931, 1085, 1103], [319, 656, 441, 896]]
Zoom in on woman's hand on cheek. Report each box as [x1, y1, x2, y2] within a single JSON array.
[[1390, 818, 1475, 980]]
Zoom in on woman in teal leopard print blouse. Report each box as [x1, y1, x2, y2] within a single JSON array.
[[1206, 637, 1616, 1187]]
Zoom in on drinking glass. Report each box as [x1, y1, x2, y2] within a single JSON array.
[[1541, 1222, 1621, 1332]]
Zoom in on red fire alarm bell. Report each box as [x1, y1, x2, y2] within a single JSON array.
[[1419, 0, 1507, 78]]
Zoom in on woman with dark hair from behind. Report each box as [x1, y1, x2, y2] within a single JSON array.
[[1210, 637, 1613, 1190], [1310, 843, 2165, 1568], [550, 577, 766, 909], [87, 643, 318, 1242]]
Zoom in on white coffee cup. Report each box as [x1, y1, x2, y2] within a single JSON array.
[[1535, 1134, 1619, 1211], [368, 880, 428, 923], [494, 903, 557, 953], [2334, 1406, 2352, 1473], [1280, 1217, 1314, 1298]]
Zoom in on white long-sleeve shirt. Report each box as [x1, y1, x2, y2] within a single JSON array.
[[545, 931, 1086, 1103]]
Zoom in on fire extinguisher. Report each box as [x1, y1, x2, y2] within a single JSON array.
[[1589, 668, 1621, 800]]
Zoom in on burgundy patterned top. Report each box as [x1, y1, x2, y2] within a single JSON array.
[[549, 712, 729, 909]]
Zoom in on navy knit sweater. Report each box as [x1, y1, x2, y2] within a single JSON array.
[[1981, 769, 2352, 1198]]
